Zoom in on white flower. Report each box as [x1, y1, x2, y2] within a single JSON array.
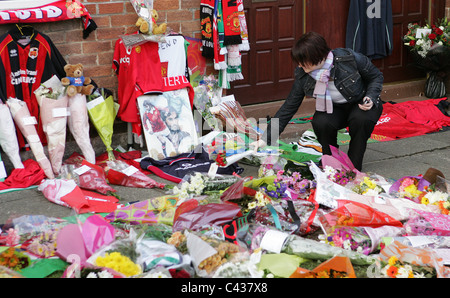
[[396, 266, 411, 278], [343, 239, 352, 250], [424, 191, 449, 204], [323, 166, 336, 177], [143, 272, 170, 278], [97, 270, 114, 278], [86, 272, 98, 278]]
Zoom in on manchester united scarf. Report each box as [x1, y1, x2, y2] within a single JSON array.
[[222, 0, 242, 45], [200, 0, 215, 58]]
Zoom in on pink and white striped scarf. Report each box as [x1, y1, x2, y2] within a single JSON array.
[[309, 51, 334, 114]]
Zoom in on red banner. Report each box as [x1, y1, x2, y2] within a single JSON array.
[[0, 0, 96, 38]]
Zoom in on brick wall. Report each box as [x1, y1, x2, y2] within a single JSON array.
[[0, 0, 206, 96]]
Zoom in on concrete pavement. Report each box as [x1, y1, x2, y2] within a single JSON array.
[[0, 127, 449, 225]]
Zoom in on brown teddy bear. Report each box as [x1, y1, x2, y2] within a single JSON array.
[[135, 9, 167, 35], [61, 63, 94, 97]]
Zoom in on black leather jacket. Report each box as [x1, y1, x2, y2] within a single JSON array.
[[264, 48, 384, 144]]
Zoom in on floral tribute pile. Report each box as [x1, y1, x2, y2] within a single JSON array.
[[0, 143, 449, 279]]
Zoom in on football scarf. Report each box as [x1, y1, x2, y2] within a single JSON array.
[[236, 0, 250, 51], [0, 0, 97, 39], [214, 0, 226, 69], [222, 0, 242, 45], [200, 0, 215, 58]]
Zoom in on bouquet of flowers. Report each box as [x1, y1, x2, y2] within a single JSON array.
[[403, 18, 450, 98], [34, 75, 69, 175], [0, 103, 23, 170], [272, 169, 315, 199], [403, 18, 450, 58], [67, 93, 96, 164], [323, 165, 356, 186], [60, 155, 116, 195], [185, 230, 241, 277], [322, 225, 403, 256], [87, 88, 119, 161], [0, 248, 30, 271], [381, 255, 436, 278], [404, 209, 450, 236], [389, 176, 429, 202], [23, 228, 60, 258], [6, 97, 54, 179], [172, 172, 239, 202], [323, 226, 373, 255], [351, 176, 385, 196], [105, 159, 165, 190], [290, 256, 357, 278], [193, 75, 222, 131]]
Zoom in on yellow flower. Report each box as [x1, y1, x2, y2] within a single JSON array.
[[95, 252, 141, 277], [362, 177, 376, 189], [404, 185, 422, 198], [388, 256, 398, 266], [421, 197, 430, 205]]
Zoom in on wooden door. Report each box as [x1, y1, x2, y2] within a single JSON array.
[[373, 0, 430, 82], [230, 0, 303, 105]]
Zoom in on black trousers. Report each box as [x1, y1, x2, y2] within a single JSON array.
[[311, 100, 383, 171]]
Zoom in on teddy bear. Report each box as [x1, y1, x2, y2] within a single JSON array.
[[135, 9, 167, 35], [61, 63, 94, 97]]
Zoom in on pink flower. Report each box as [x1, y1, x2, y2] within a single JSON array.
[[5, 228, 20, 246]]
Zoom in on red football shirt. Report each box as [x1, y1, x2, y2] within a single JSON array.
[[112, 37, 164, 123]]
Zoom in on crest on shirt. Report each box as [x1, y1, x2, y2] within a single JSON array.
[[29, 47, 39, 59]]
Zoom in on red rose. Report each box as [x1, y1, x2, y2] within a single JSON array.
[[435, 27, 443, 35], [409, 40, 416, 46], [428, 33, 436, 40]]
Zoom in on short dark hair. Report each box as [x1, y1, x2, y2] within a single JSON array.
[[291, 32, 331, 66]]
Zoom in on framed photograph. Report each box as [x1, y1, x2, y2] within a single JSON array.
[[138, 88, 198, 160]]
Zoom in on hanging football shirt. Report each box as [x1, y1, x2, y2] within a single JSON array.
[[0, 25, 67, 148], [158, 35, 189, 79], [112, 36, 164, 124]]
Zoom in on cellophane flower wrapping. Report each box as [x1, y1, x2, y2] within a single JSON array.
[[193, 77, 222, 131], [210, 98, 262, 141], [60, 155, 116, 194], [322, 225, 404, 255], [105, 195, 178, 225], [105, 159, 165, 189], [87, 88, 118, 161], [241, 224, 376, 266], [290, 256, 357, 278], [172, 172, 239, 203], [184, 229, 242, 277], [67, 94, 95, 164], [6, 97, 54, 179], [389, 175, 430, 202], [318, 200, 403, 229], [34, 77, 69, 176], [86, 229, 144, 277], [0, 103, 23, 169], [379, 240, 442, 277], [404, 209, 450, 236], [251, 199, 320, 236]]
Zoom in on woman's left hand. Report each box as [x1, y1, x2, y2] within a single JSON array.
[[358, 97, 373, 111]]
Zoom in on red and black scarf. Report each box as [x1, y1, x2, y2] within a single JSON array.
[[200, 0, 215, 58], [222, 0, 242, 45]]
